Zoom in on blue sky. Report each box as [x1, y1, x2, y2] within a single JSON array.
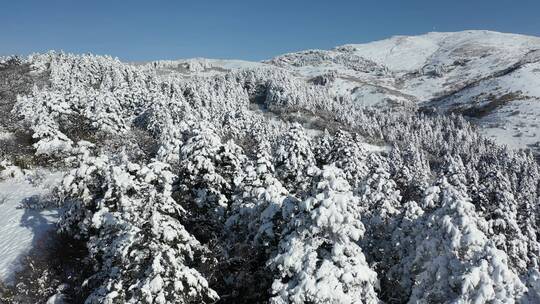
[[1, 0, 539, 61]]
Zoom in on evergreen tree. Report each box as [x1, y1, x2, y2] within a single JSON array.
[[409, 158, 526, 303], [58, 151, 218, 303], [269, 166, 379, 304], [177, 125, 246, 243], [358, 161, 402, 302], [274, 123, 317, 195]]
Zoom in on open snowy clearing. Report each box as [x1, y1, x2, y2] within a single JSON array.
[[0, 169, 63, 282]]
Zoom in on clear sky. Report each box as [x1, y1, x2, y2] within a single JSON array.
[[1, 0, 539, 62]]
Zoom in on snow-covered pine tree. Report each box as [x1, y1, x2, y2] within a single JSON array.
[[474, 169, 531, 273], [57, 150, 218, 303], [513, 152, 540, 273], [388, 143, 430, 203], [227, 139, 290, 247], [177, 125, 246, 243], [274, 123, 316, 195], [408, 157, 526, 303], [325, 130, 370, 191], [313, 129, 333, 167], [219, 140, 291, 302], [269, 165, 379, 304], [357, 158, 402, 301]]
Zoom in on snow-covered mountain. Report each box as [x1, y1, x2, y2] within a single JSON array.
[[2, 31, 540, 304], [149, 31, 540, 152], [266, 31, 540, 102], [281, 31, 540, 151]]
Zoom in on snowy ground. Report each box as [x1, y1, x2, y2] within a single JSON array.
[[0, 168, 63, 282], [477, 98, 540, 150]]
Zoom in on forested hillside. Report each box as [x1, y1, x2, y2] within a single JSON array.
[[1, 47, 540, 303]]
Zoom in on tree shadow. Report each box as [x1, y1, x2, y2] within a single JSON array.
[[18, 194, 59, 253], [0, 195, 91, 304]]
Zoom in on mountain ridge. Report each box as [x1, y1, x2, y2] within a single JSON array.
[[143, 30, 540, 153]]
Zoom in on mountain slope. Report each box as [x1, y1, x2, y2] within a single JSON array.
[[140, 31, 540, 151], [263, 30, 540, 150]]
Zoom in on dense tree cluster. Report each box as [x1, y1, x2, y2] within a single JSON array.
[[2, 52, 540, 303]]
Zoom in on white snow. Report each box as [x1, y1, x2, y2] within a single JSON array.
[[431, 61, 540, 150], [46, 293, 67, 304], [0, 132, 14, 140], [361, 142, 390, 153], [0, 170, 64, 282], [139, 58, 270, 77], [344, 34, 440, 71], [344, 31, 540, 72]]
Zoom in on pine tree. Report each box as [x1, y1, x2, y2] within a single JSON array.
[[408, 158, 526, 303], [389, 143, 430, 203], [358, 161, 402, 302], [474, 169, 530, 273], [227, 140, 290, 247], [176, 125, 246, 243], [326, 130, 370, 191], [58, 151, 219, 303], [274, 123, 317, 195], [220, 141, 291, 302], [269, 166, 379, 304]]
